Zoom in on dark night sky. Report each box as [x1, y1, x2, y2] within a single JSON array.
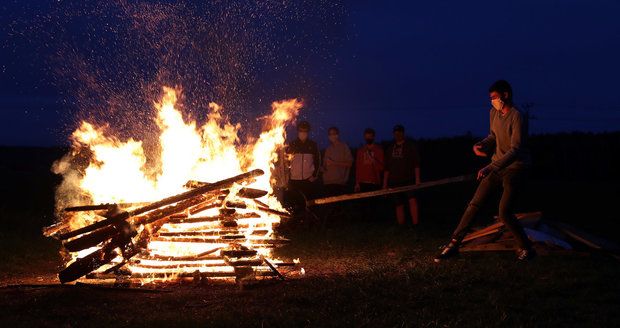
[[1, 0, 619, 147]]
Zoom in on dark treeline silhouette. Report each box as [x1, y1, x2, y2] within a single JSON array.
[[1, 131, 618, 237]]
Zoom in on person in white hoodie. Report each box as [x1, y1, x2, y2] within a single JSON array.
[[286, 121, 321, 200]]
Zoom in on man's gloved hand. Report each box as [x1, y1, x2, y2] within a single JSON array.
[[473, 144, 487, 157]]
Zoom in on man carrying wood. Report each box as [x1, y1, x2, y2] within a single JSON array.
[[435, 80, 535, 262]]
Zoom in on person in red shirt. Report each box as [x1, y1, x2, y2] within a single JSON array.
[[355, 128, 384, 193], [354, 128, 385, 221]]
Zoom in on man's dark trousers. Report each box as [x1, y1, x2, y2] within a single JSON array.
[[451, 168, 531, 249]]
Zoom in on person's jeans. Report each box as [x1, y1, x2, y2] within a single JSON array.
[[288, 179, 317, 200], [451, 168, 531, 249]]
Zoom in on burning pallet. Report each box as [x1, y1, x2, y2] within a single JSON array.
[[44, 169, 301, 284]]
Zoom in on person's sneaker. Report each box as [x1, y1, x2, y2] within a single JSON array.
[[433, 239, 460, 263], [516, 248, 537, 261]]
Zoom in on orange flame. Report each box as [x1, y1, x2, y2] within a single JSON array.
[[53, 87, 302, 280]]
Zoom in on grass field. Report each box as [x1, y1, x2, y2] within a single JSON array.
[[0, 147, 619, 327]]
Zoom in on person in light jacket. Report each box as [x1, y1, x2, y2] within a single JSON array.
[[322, 126, 353, 196], [286, 121, 321, 199]]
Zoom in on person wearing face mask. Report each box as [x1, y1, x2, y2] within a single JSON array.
[[355, 128, 384, 193], [383, 125, 421, 226], [286, 121, 321, 200], [435, 80, 534, 263], [322, 126, 353, 196]]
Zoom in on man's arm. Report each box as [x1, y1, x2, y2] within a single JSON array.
[[327, 145, 353, 168], [475, 110, 496, 155]]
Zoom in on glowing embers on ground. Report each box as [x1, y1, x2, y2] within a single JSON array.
[[44, 87, 303, 284]]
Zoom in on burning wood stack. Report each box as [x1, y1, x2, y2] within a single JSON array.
[[42, 87, 306, 285], [44, 169, 301, 284]]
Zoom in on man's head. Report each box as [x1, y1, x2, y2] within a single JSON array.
[[363, 128, 375, 145], [488, 80, 513, 111], [328, 126, 339, 144], [393, 124, 405, 142], [297, 121, 310, 141]]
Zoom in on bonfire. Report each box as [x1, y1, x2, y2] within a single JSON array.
[[44, 87, 303, 284]]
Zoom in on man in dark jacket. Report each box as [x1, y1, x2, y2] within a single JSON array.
[[384, 125, 421, 225], [286, 121, 321, 200], [435, 80, 535, 262]]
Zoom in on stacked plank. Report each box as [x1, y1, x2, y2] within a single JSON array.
[[44, 169, 300, 284], [460, 211, 620, 259]]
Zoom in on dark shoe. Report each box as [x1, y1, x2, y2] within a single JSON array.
[[434, 239, 460, 263], [516, 248, 537, 261]]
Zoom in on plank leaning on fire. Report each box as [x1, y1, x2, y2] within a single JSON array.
[[56, 169, 265, 240]]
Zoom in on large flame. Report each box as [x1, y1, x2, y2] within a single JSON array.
[[60, 86, 300, 206], [53, 86, 302, 281]]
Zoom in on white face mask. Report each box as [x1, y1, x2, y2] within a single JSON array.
[[298, 131, 308, 141], [328, 135, 339, 143], [491, 98, 504, 111]]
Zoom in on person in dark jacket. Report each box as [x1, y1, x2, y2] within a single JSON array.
[[286, 121, 321, 200], [383, 125, 421, 225], [435, 80, 535, 263]]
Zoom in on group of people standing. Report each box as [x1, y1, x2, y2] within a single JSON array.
[[285, 122, 422, 226], [283, 80, 536, 262]]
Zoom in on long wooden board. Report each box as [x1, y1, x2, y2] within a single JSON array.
[[306, 174, 473, 207], [462, 212, 542, 243]]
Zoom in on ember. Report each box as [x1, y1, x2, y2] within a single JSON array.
[[44, 87, 303, 284]]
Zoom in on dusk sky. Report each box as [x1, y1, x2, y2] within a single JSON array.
[[1, 0, 619, 147]]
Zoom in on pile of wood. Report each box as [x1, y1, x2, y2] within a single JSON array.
[[460, 211, 620, 259], [44, 169, 300, 284]]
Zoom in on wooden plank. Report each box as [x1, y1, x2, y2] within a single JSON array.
[[189, 201, 223, 215], [460, 241, 517, 252], [57, 169, 264, 240], [136, 252, 223, 261], [59, 245, 120, 283], [64, 202, 149, 212], [262, 256, 285, 280], [221, 250, 257, 257], [238, 188, 268, 199], [157, 230, 269, 237], [252, 200, 292, 218], [150, 236, 288, 244], [128, 271, 277, 279], [307, 174, 473, 206], [462, 212, 542, 243], [61, 195, 206, 252], [550, 221, 620, 252]]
